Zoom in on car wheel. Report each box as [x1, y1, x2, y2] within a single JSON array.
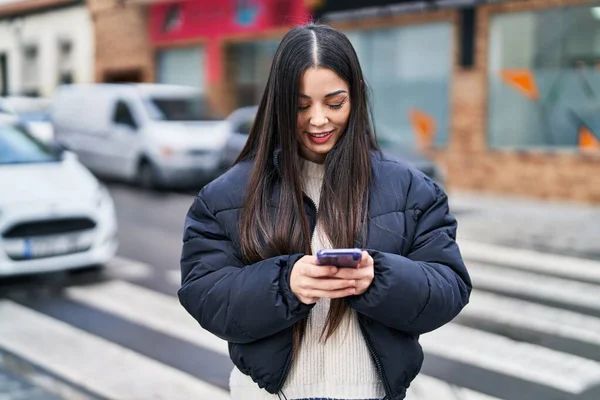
[[137, 161, 158, 190]]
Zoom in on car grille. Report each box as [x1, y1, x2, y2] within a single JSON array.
[[2, 218, 96, 239]]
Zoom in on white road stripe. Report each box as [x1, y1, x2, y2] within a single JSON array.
[[0, 300, 230, 400], [65, 280, 229, 356], [166, 268, 181, 286], [459, 239, 600, 284], [105, 256, 154, 280], [407, 374, 502, 400], [469, 262, 600, 311], [463, 291, 600, 346], [421, 324, 600, 394]]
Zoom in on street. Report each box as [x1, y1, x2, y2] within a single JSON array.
[[1, 182, 600, 400]]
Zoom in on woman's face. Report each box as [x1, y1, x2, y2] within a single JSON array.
[[297, 67, 351, 163]]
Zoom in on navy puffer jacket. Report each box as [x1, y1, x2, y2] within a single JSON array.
[[179, 150, 471, 400]]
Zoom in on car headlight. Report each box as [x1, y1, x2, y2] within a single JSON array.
[[94, 184, 112, 208]]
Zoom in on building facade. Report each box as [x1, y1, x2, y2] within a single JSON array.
[[93, 0, 600, 203], [147, 0, 312, 115], [0, 0, 95, 98], [89, 0, 155, 84]]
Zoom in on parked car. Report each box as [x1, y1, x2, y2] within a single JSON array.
[[51, 84, 232, 189], [0, 114, 118, 277], [223, 106, 445, 185], [0, 96, 54, 145]]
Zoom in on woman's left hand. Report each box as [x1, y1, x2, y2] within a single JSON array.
[[332, 251, 374, 296]]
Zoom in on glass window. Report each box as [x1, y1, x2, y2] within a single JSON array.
[[0, 124, 59, 165], [113, 101, 137, 128], [488, 4, 600, 150], [226, 40, 279, 107], [235, 117, 254, 135], [144, 96, 220, 121], [22, 44, 39, 96], [346, 22, 453, 149], [157, 47, 204, 90]]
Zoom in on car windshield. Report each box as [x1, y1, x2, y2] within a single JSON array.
[[19, 110, 51, 122], [0, 124, 60, 165], [145, 96, 221, 121]]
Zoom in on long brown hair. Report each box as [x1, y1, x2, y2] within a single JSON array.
[[235, 24, 379, 349]]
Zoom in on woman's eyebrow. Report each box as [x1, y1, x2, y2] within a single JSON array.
[[298, 89, 348, 99]]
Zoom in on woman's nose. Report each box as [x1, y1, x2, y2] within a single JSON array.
[[309, 107, 328, 127]]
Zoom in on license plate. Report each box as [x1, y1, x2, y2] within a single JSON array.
[[23, 234, 84, 259]]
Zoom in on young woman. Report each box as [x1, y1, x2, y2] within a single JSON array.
[[179, 24, 471, 400]]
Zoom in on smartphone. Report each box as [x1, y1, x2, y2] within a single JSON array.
[[316, 248, 363, 268]]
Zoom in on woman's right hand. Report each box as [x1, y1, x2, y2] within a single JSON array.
[[290, 255, 357, 304]]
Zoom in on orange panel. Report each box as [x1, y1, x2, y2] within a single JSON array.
[[499, 69, 540, 101], [409, 109, 436, 148], [579, 126, 600, 151]]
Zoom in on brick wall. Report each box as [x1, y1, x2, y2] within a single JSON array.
[[88, 0, 154, 83], [430, 0, 600, 204]]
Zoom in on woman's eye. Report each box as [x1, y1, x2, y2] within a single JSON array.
[[298, 105, 310, 112], [328, 103, 344, 110]]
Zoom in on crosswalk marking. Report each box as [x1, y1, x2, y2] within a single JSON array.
[[459, 239, 600, 284], [469, 261, 600, 311], [421, 324, 600, 394], [407, 375, 502, 400], [462, 291, 600, 346], [105, 256, 154, 280], [4, 246, 600, 400], [0, 300, 230, 400], [65, 280, 229, 356], [166, 268, 181, 286]]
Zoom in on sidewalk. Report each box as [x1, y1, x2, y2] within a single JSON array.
[[449, 191, 600, 260]]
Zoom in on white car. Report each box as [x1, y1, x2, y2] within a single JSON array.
[[0, 116, 118, 277], [0, 96, 54, 145], [52, 84, 232, 189]]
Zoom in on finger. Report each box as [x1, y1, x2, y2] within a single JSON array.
[[358, 251, 373, 268], [304, 264, 338, 278], [332, 266, 372, 280], [301, 277, 355, 291], [307, 287, 356, 299], [330, 268, 361, 279]]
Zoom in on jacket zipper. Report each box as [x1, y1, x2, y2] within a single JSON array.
[[277, 346, 294, 394], [277, 194, 318, 394], [358, 317, 393, 399]]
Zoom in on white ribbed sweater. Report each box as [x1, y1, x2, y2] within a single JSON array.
[[229, 159, 384, 400]]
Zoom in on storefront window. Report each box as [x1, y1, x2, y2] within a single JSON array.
[[226, 40, 279, 108], [346, 22, 453, 149], [157, 47, 204, 90], [488, 5, 600, 150]]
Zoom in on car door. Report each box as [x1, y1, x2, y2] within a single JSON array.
[[104, 99, 140, 179], [224, 110, 254, 167]]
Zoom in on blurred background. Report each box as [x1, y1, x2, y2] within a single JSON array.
[[1, 0, 600, 399]]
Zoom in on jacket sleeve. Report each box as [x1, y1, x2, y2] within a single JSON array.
[[178, 191, 313, 344], [348, 179, 471, 336]]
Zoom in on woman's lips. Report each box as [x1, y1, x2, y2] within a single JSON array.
[[306, 130, 334, 145]]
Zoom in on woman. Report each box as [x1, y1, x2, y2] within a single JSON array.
[[179, 24, 471, 400]]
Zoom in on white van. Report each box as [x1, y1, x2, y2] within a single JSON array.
[[51, 84, 232, 189]]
